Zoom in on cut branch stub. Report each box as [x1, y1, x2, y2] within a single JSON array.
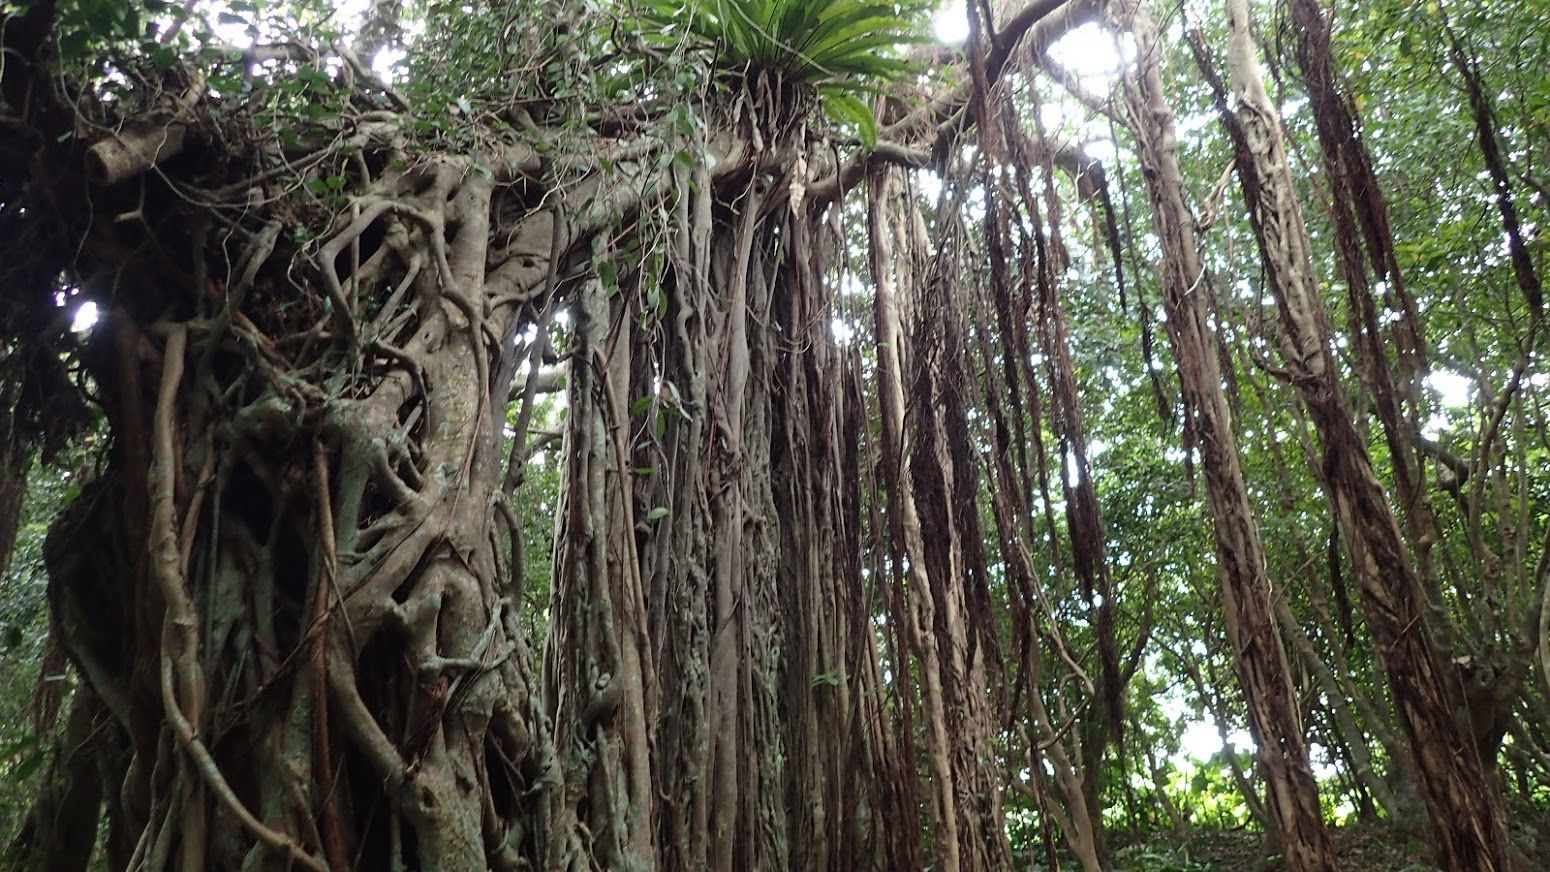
[[86, 123, 189, 186]]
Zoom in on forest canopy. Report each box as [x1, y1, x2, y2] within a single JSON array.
[[0, 0, 1547, 869]]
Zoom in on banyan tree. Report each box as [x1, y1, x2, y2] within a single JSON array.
[[1, 0, 1542, 869]]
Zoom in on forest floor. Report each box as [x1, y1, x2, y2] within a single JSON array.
[[1108, 823, 1439, 870], [1110, 817, 1550, 869]]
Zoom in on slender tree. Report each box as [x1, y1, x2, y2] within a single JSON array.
[[1210, 0, 1512, 865], [1107, 2, 1338, 867]]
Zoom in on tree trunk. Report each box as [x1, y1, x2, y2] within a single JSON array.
[[1112, 3, 1336, 867], [866, 168, 966, 871], [1215, 1, 1513, 866], [25, 100, 908, 868], [974, 141, 1106, 871], [46, 163, 569, 871]]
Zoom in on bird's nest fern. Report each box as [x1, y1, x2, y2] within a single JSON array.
[[643, 0, 930, 147]]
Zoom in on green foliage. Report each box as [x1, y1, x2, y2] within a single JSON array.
[[1110, 843, 1215, 872], [50, 0, 149, 59], [822, 90, 878, 147], [641, 0, 926, 144], [502, 392, 565, 643], [9, 0, 1550, 861], [644, 0, 928, 90], [0, 444, 94, 840]]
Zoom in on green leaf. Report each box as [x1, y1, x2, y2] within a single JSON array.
[[150, 44, 177, 71], [823, 92, 876, 149], [58, 29, 91, 60], [11, 748, 45, 782], [297, 67, 331, 89], [811, 669, 841, 687], [646, 506, 670, 522], [597, 259, 618, 288]]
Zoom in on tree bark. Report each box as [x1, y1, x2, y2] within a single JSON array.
[[1214, 2, 1513, 866], [867, 168, 966, 871], [1112, 3, 1337, 867]]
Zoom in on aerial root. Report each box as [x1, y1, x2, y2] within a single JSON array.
[[143, 325, 328, 871]]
